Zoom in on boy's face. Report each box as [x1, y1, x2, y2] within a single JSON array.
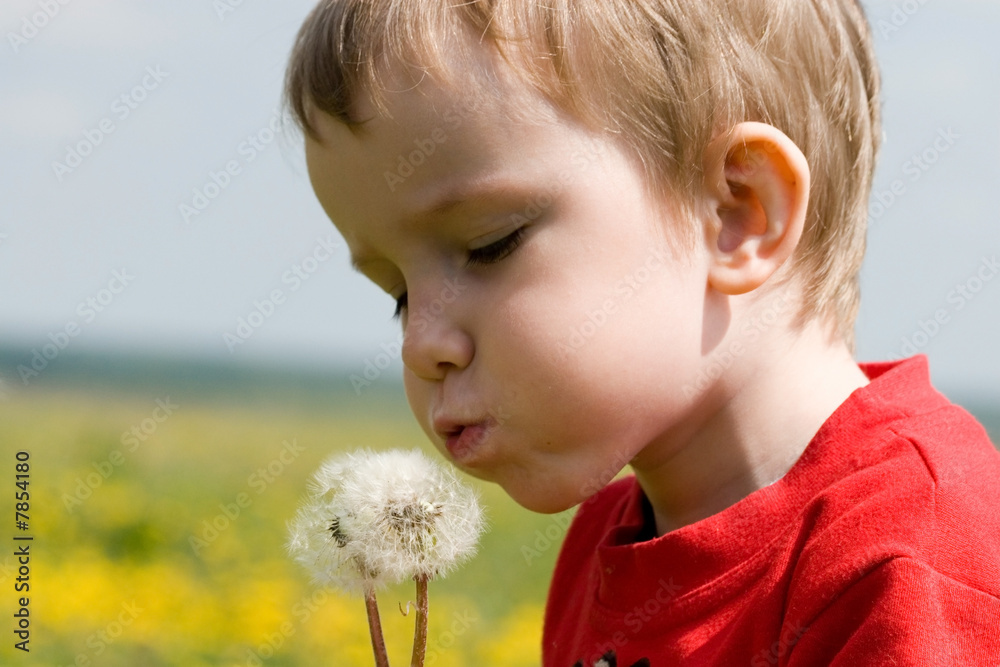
[[306, 62, 713, 513]]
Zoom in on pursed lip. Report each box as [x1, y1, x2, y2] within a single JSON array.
[[432, 415, 498, 464]]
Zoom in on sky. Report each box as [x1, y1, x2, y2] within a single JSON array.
[[0, 0, 998, 401]]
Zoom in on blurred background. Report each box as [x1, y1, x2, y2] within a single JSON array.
[[0, 0, 998, 665]]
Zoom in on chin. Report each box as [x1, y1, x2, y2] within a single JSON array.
[[501, 480, 587, 515]]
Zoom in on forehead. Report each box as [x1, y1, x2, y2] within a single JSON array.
[[303, 54, 577, 242]]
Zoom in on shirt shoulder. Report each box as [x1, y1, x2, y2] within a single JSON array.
[[791, 556, 1000, 665], [786, 400, 1000, 629]]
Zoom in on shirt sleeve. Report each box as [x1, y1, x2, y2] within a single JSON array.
[[790, 557, 1000, 666]]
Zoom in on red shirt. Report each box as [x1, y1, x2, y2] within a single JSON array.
[[543, 356, 1000, 666]]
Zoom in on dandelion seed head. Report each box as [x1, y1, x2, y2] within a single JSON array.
[[286, 497, 386, 594], [287, 449, 485, 594]]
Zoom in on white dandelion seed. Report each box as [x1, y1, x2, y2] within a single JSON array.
[[287, 449, 486, 667], [286, 495, 386, 594], [287, 449, 484, 592]]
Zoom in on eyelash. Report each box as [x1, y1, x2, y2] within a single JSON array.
[[392, 227, 527, 320], [393, 293, 408, 320], [466, 226, 527, 267]]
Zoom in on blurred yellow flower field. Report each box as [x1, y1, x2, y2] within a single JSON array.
[[0, 385, 565, 667]]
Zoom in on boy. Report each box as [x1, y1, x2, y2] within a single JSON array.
[[285, 0, 1000, 664]]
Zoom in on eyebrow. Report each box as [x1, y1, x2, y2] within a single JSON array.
[[413, 179, 533, 223], [348, 178, 538, 272]]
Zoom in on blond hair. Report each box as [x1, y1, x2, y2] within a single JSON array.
[[285, 0, 881, 347]]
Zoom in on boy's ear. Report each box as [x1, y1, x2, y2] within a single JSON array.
[[701, 122, 810, 295]]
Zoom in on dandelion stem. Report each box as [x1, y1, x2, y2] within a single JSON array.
[[364, 587, 390, 667], [410, 575, 429, 667]]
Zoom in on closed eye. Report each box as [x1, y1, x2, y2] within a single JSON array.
[[393, 293, 408, 321], [467, 227, 526, 267], [392, 226, 527, 320]]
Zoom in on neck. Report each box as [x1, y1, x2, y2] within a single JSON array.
[[631, 320, 869, 536]]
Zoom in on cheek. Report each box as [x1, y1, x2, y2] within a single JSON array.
[[484, 263, 705, 448], [495, 261, 702, 378]]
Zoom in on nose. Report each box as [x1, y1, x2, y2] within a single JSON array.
[[400, 287, 474, 381]]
